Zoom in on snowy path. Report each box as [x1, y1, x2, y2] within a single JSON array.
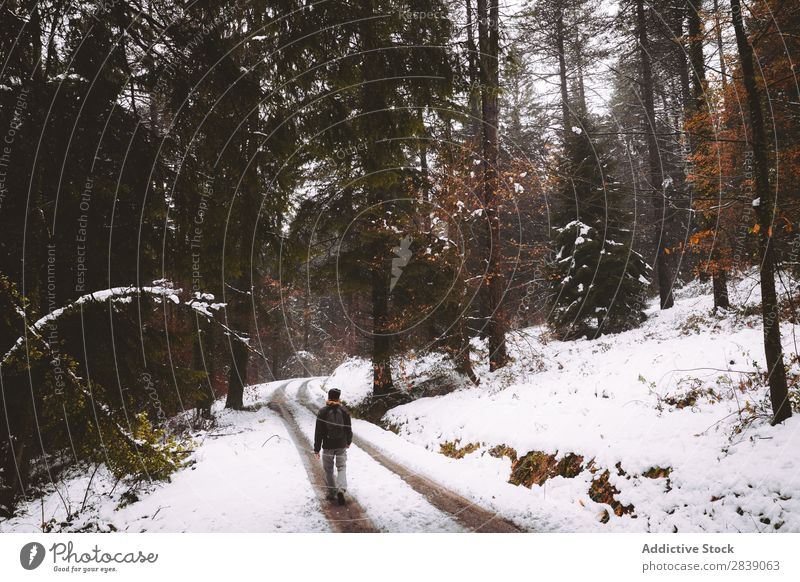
[[267, 387, 377, 532], [275, 380, 467, 532], [286, 379, 522, 533], [2, 378, 522, 533]]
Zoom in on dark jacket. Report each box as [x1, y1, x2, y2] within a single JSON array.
[[313, 403, 352, 453]]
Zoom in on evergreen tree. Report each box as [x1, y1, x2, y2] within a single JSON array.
[[548, 117, 651, 338], [294, 0, 457, 398]]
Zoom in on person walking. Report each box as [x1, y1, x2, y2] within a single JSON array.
[[313, 388, 352, 505]]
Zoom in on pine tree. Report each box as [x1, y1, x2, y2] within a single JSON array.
[[295, 0, 457, 397], [548, 117, 651, 338]]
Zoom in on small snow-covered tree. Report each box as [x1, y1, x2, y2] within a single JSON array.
[[548, 116, 651, 338], [550, 221, 650, 337]]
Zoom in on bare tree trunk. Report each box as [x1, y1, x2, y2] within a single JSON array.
[[371, 269, 394, 396], [673, 3, 691, 111], [556, 10, 571, 137], [193, 315, 213, 419], [302, 295, 310, 352], [224, 291, 249, 409], [465, 0, 481, 140], [688, 0, 730, 308], [713, 0, 728, 91], [573, 29, 588, 117], [636, 0, 675, 309], [477, 0, 508, 371], [730, 0, 791, 424], [469, 0, 490, 341], [455, 317, 478, 384], [360, 0, 396, 396], [712, 269, 730, 308]]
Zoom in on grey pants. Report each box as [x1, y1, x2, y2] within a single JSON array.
[[322, 448, 347, 497]]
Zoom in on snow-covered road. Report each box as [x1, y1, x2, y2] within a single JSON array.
[[1, 378, 524, 533], [286, 379, 521, 532], [275, 379, 466, 532]]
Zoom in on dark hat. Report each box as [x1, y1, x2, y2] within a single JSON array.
[[328, 388, 341, 401]]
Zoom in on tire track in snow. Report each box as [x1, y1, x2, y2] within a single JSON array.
[[280, 381, 466, 532], [268, 382, 378, 533], [296, 380, 524, 533]]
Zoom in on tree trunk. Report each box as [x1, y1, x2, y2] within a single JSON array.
[[712, 268, 730, 309], [636, 0, 675, 309], [225, 335, 249, 410], [371, 269, 394, 396], [688, 0, 730, 308], [468, 0, 490, 342], [224, 290, 249, 410], [360, 0, 396, 396], [731, 0, 792, 424], [675, 3, 691, 114], [465, 0, 481, 140], [478, 0, 508, 371], [193, 315, 213, 419], [302, 295, 310, 352], [455, 317, 478, 384], [730, 0, 791, 424], [556, 10, 571, 137], [573, 30, 588, 117], [713, 0, 728, 91]]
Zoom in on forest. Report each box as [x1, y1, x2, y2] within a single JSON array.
[[0, 0, 799, 533]]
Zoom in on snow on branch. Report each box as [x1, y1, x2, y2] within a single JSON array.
[[2, 284, 240, 365]]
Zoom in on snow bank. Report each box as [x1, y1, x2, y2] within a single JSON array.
[[382, 273, 800, 532], [323, 350, 461, 407], [322, 358, 373, 405]]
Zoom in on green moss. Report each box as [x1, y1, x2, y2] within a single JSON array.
[[643, 466, 672, 479], [488, 444, 518, 463], [509, 451, 585, 487], [588, 470, 634, 519], [439, 440, 481, 459]]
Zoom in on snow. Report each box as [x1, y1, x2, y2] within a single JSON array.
[[54, 72, 88, 82], [561, 220, 591, 236], [3, 285, 183, 363], [323, 357, 373, 406], [283, 380, 465, 532], [344, 273, 800, 531], [0, 382, 328, 533], [4, 273, 799, 532]]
